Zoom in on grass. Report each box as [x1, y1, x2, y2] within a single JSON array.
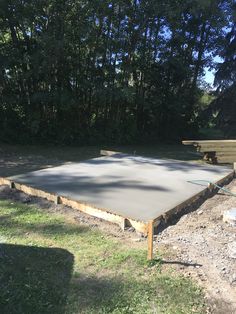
[[0, 199, 206, 314], [0, 142, 201, 177], [1, 142, 199, 161]]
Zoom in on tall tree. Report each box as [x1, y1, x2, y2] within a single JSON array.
[[0, 0, 233, 144]]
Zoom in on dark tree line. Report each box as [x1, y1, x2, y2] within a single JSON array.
[[0, 0, 235, 144], [206, 1, 236, 137]]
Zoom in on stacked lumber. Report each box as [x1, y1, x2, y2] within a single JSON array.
[[182, 140, 236, 164]]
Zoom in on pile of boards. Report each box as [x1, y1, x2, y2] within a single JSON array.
[[182, 140, 236, 164]]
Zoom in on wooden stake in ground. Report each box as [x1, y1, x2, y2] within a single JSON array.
[[147, 220, 154, 260]]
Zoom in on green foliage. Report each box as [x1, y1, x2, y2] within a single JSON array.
[[0, 0, 232, 143], [207, 2, 236, 137]]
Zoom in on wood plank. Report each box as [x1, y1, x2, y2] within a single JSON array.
[[216, 156, 236, 161], [0, 178, 12, 186], [147, 220, 154, 260], [14, 182, 57, 202], [187, 140, 236, 144], [199, 151, 236, 157], [183, 141, 236, 151], [0, 177, 149, 235], [182, 140, 200, 146], [183, 140, 236, 146], [216, 157, 236, 163], [199, 147, 236, 153], [199, 145, 236, 150], [199, 142, 236, 145], [100, 150, 122, 156], [59, 195, 126, 227], [215, 152, 236, 157], [125, 219, 149, 235]]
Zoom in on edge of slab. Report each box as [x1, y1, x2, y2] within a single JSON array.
[[0, 177, 149, 234], [0, 169, 234, 235], [153, 170, 235, 225]]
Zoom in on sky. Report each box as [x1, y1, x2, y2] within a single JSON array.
[[203, 56, 223, 87], [204, 68, 215, 86]]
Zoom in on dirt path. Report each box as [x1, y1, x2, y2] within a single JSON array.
[[156, 180, 236, 314]]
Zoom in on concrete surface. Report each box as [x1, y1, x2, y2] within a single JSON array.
[[9, 154, 233, 222]]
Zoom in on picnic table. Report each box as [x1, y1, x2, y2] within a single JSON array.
[[182, 140, 236, 164]]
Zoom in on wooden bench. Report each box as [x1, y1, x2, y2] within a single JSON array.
[[182, 140, 236, 164]]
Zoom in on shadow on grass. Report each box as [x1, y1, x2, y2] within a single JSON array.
[[67, 272, 205, 314], [0, 217, 89, 238], [147, 257, 202, 269], [0, 243, 74, 314], [0, 199, 89, 238], [68, 274, 152, 313], [162, 259, 202, 267]]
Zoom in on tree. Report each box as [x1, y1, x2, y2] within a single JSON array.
[[0, 0, 233, 144], [206, 1, 236, 137]]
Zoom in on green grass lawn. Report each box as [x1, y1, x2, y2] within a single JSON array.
[[0, 199, 206, 314]]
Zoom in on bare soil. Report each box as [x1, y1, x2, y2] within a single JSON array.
[[156, 179, 236, 314]]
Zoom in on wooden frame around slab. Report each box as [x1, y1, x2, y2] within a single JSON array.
[[0, 151, 234, 260]]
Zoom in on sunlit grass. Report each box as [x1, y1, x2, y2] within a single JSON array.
[[0, 199, 206, 313]]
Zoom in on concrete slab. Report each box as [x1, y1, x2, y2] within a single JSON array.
[[9, 154, 233, 222]]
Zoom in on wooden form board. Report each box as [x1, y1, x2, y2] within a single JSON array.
[[216, 157, 236, 163], [183, 140, 236, 145], [0, 177, 149, 234], [147, 221, 154, 260], [100, 150, 122, 156]]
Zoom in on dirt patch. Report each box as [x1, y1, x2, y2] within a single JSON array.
[[156, 179, 236, 314]]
